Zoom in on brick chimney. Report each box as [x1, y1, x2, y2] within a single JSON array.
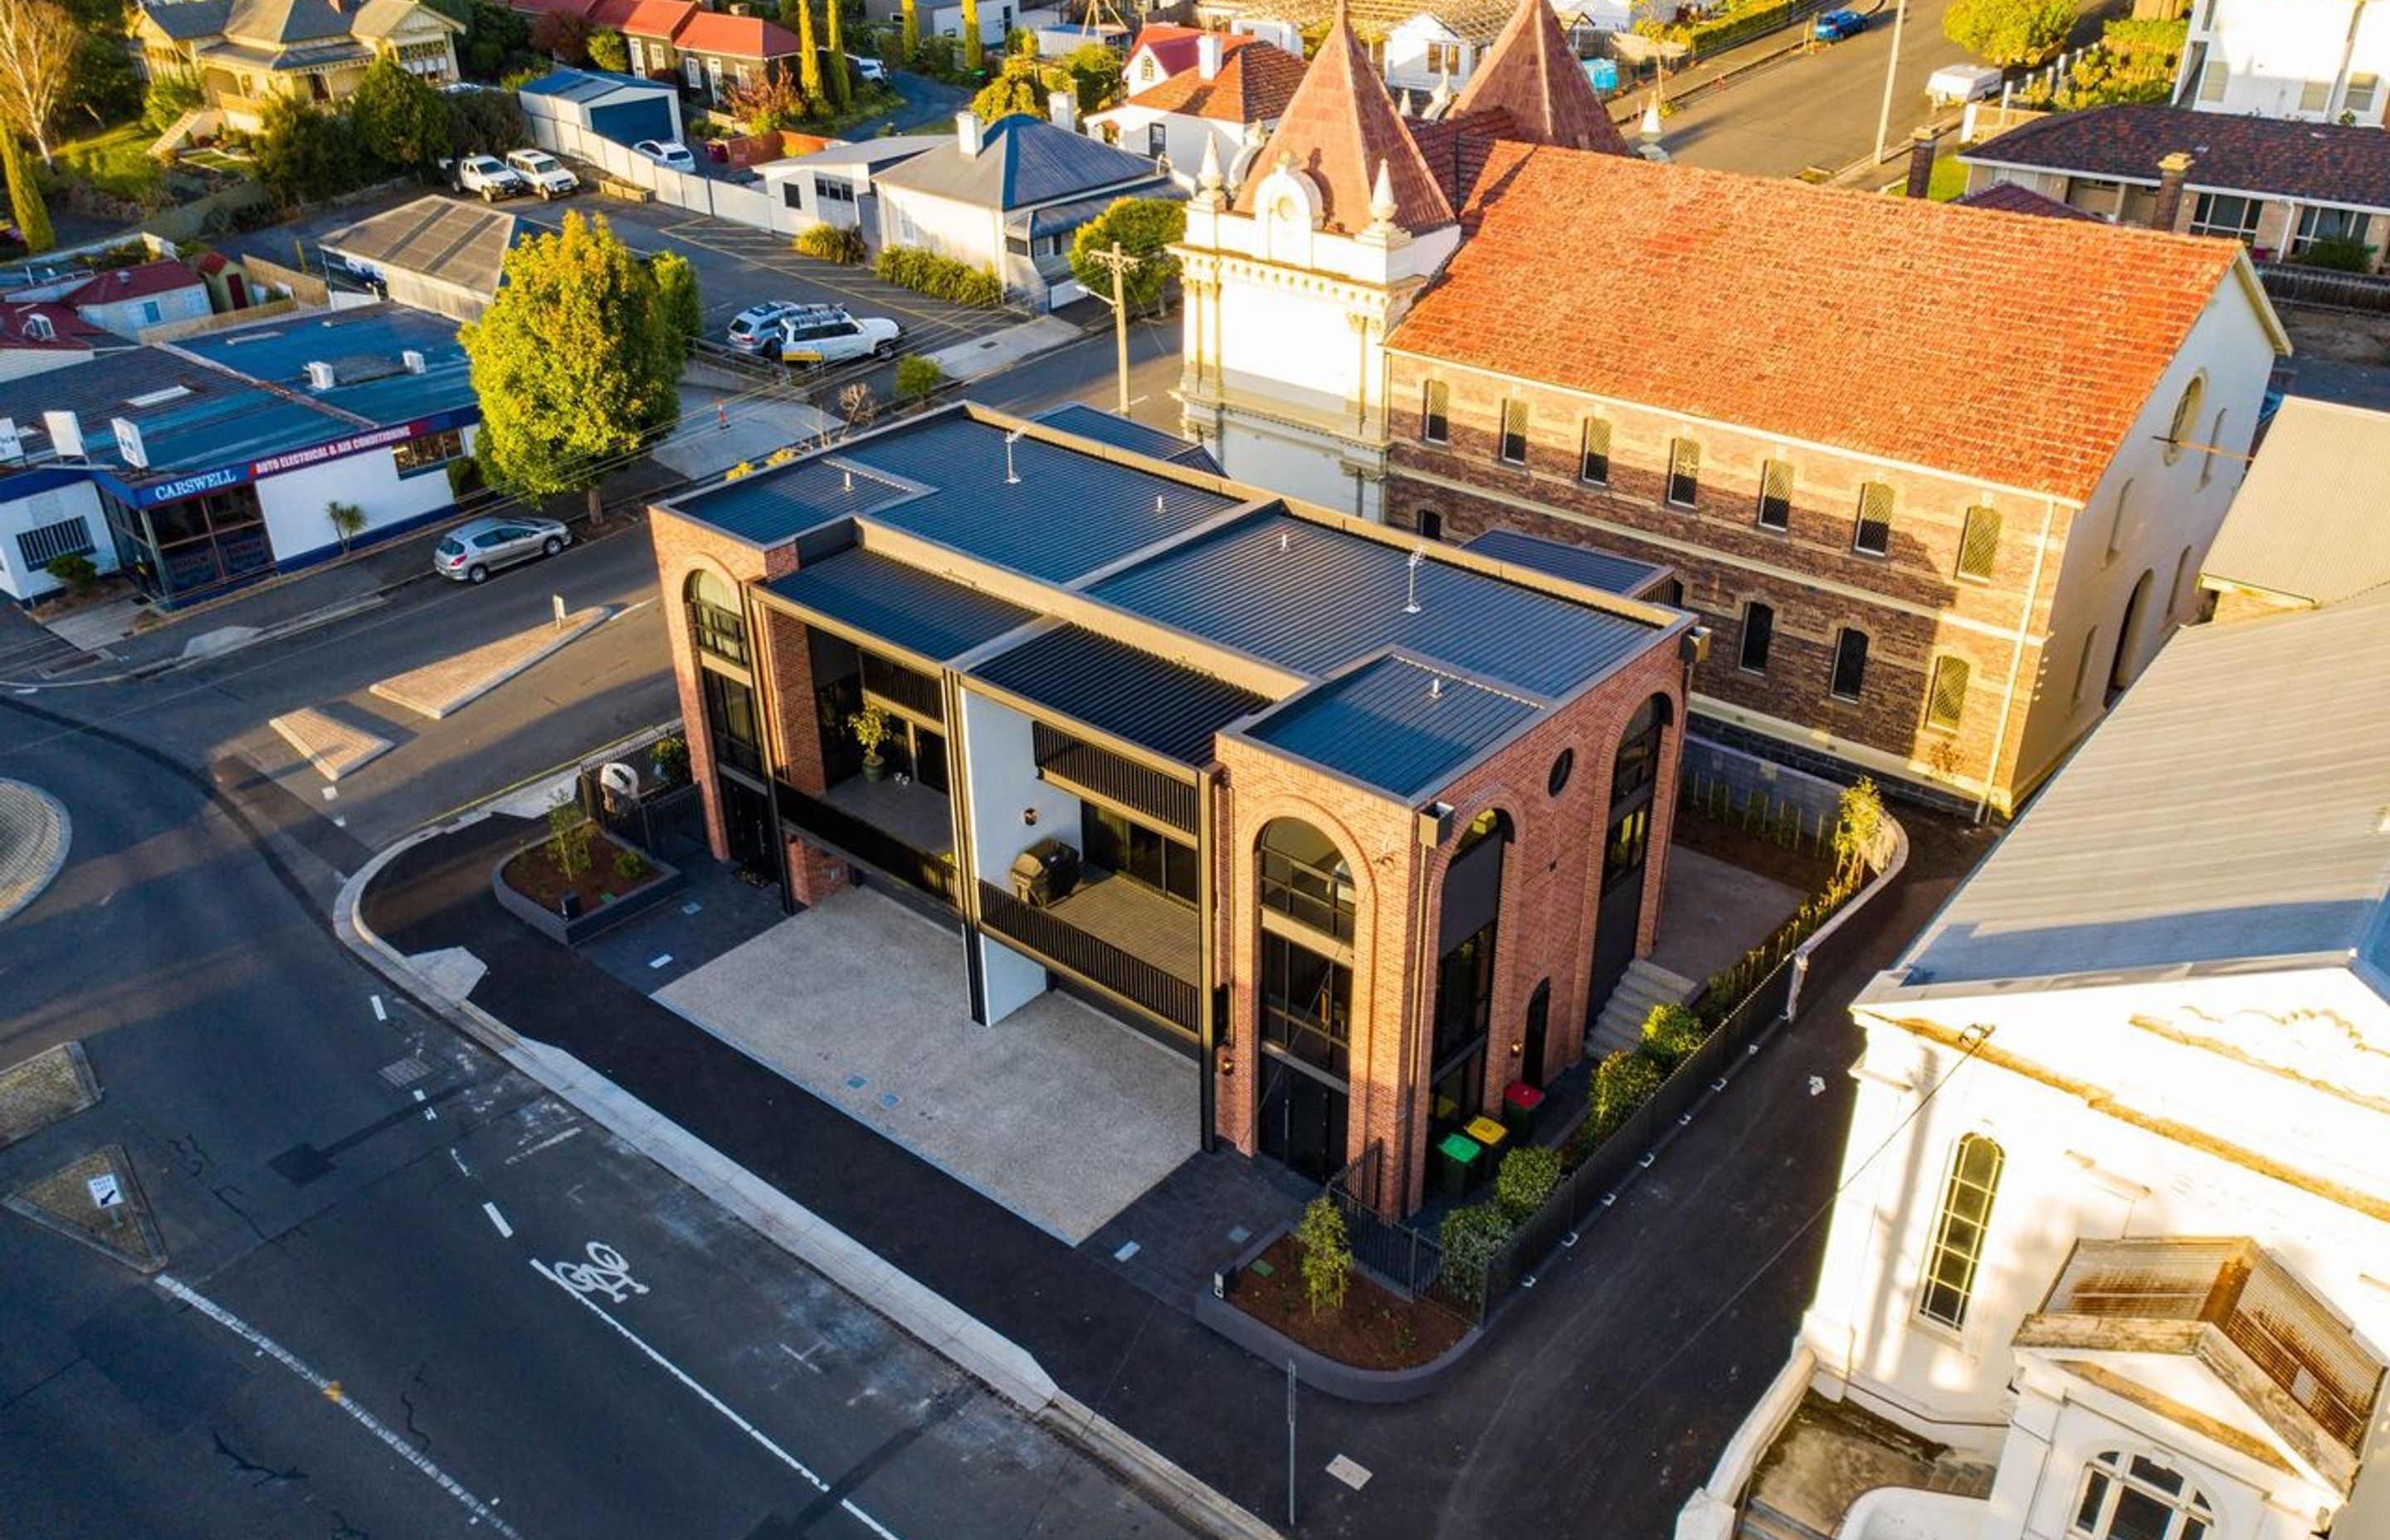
[[1198, 31, 1223, 80], [1905, 126, 1936, 200], [956, 110, 983, 157], [2150, 151, 2194, 231]]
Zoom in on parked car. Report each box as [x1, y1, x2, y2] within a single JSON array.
[[1814, 8, 1866, 40], [634, 139, 697, 172], [848, 52, 886, 83], [447, 154, 526, 200], [727, 300, 811, 352], [1926, 62, 2004, 105], [505, 148, 580, 198], [777, 308, 902, 367], [433, 515, 572, 584]]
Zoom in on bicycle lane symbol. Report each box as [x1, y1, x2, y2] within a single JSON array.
[[534, 1242, 651, 1304]]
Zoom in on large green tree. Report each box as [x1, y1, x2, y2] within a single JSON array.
[[0, 0, 79, 162], [587, 27, 629, 72], [1944, 0, 2077, 67], [253, 96, 364, 207], [1067, 197, 1183, 311], [968, 51, 1070, 120], [1061, 42, 1119, 114], [2, 131, 54, 253], [350, 56, 452, 170], [650, 248, 701, 358], [461, 213, 682, 524]]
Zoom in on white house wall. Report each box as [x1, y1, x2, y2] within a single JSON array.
[[251, 425, 477, 569], [956, 686, 1081, 1023], [81, 286, 211, 340], [1379, 14, 1473, 93], [0, 478, 112, 601], [878, 185, 1003, 275], [2181, 0, 2390, 124]]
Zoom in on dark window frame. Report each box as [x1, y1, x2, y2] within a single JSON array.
[[1497, 399, 1529, 465], [1829, 627, 1870, 702], [1420, 379, 1449, 444], [1739, 600, 1773, 674], [1578, 417, 1611, 485], [1666, 437, 1700, 509], [1852, 481, 1894, 557]]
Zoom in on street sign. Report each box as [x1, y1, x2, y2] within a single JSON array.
[[87, 1172, 122, 1210]]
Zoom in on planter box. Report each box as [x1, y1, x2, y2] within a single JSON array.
[[1196, 1223, 1482, 1404], [492, 835, 685, 947]]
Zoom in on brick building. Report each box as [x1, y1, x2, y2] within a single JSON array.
[[647, 402, 1698, 1213], [1174, 0, 2289, 813]]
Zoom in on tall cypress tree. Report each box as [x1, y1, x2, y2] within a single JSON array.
[[2, 133, 52, 256], [785, 0, 824, 106], [823, 0, 851, 110]]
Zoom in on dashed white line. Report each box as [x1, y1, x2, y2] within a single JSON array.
[[448, 1148, 471, 1177], [153, 1274, 526, 1540], [370, 994, 388, 1021], [483, 1201, 513, 1238]]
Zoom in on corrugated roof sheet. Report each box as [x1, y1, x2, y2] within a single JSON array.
[[1086, 510, 1656, 699], [0, 347, 348, 480], [1031, 402, 1218, 469], [872, 115, 1163, 211], [2199, 396, 2390, 607], [1461, 527, 1665, 596], [1020, 179, 1183, 236], [1867, 586, 2390, 995], [972, 624, 1270, 763], [1246, 654, 1535, 798], [680, 456, 920, 544], [518, 66, 670, 100], [767, 548, 1036, 663], [173, 304, 477, 426], [322, 197, 516, 298]]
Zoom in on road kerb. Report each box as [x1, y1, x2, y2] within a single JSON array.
[[333, 821, 1280, 1540]]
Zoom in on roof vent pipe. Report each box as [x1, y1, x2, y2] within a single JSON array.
[[1404, 547, 1423, 615]]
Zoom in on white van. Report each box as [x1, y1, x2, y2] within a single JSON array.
[[1928, 64, 2004, 105]]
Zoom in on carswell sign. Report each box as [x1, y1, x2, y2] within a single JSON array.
[[116, 407, 476, 508]]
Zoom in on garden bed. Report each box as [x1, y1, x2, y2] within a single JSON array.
[[1227, 1233, 1467, 1372], [1672, 807, 1834, 893], [493, 826, 685, 946]]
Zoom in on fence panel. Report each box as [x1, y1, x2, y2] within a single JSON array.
[[2257, 261, 2390, 314]]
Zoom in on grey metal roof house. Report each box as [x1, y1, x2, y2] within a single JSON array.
[[322, 196, 521, 323], [2200, 395, 2390, 613]]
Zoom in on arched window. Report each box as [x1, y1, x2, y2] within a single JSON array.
[[1919, 1133, 2002, 1328], [2198, 407, 2227, 489], [685, 569, 748, 666], [2068, 1450, 2214, 1540], [2164, 373, 2206, 465], [1609, 694, 1672, 808], [1257, 818, 1354, 943], [1256, 819, 1356, 1080]]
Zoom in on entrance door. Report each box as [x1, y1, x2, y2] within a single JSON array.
[[1257, 1058, 1347, 1184], [718, 774, 774, 873], [1586, 804, 1649, 1033], [1520, 979, 1550, 1089]]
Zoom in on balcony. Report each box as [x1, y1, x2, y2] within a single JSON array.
[[978, 870, 1202, 1033], [778, 777, 956, 904]]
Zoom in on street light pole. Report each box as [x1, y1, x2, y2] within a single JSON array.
[[1078, 240, 1141, 417], [1871, 0, 1911, 168]]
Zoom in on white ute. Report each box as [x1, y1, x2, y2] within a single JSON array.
[[449, 154, 526, 200], [505, 149, 579, 198]]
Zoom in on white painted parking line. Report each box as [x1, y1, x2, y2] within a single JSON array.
[[1326, 1454, 1373, 1490], [1113, 1240, 1139, 1262], [483, 1201, 513, 1238], [153, 1274, 527, 1540], [648, 953, 675, 970], [370, 994, 387, 1022]]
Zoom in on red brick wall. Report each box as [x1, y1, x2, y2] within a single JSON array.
[[647, 508, 796, 862], [1384, 359, 2071, 806]]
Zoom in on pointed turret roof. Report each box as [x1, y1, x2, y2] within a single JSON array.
[[1452, 0, 1628, 155], [1232, 2, 1453, 235]]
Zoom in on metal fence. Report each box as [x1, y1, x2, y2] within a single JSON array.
[[2256, 261, 2390, 314], [1325, 1144, 1457, 1312]]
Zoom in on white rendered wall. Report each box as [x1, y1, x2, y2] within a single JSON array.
[[0, 478, 112, 601], [251, 426, 475, 568], [877, 184, 1002, 274], [2181, 0, 2390, 123], [957, 686, 1082, 1025]]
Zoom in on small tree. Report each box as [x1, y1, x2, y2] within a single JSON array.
[[900, 0, 919, 66], [837, 380, 878, 431], [1437, 1202, 1512, 1308], [970, 51, 1070, 119], [1639, 1001, 1707, 1070], [650, 248, 702, 358], [894, 353, 944, 400], [1831, 776, 1885, 888], [529, 9, 593, 64], [351, 56, 453, 172], [725, 71, 805, 134], [823, 0, 851, 111], [45, 552, 97, 596], [1944, 0, 2077, 67], [1061, 42, 1121, 113], [784, 0, 825, 103], [1068, 197, 1184, 314], [546, 792, 595, 880], [1295, 1196, 1352, 1316], [959, 0, 982, 73], [0, 0, 77, 163], [1589, 1049, 1663, 1142], [254, 97, 366, 207], [1494, 1145, 1559, 1223], [326, 500, 366, 552], [2, 132, 51, 255], [587, 27, 629, 72]]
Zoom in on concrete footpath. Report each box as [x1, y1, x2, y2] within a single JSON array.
[[332, 792, 1980, 1538]]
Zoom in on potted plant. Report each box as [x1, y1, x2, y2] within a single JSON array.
[[848, 702, 895, 782]]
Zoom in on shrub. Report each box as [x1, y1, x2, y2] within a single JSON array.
[[1494, 1145, 1560, 1223], [2296, 235, 2376, 273], [446, 454, 485, 501], [546, 792, 594, 880], [650, 734, 690, 786], [796, 222, 866, 264], [45, 553, 98, 595], [836, 381, 878, 430], [1640, 1002, 1708, 1070], [1589, 1049, 1664, 1143], [587, 27, 629, 71], [894, 353, 945, 401], [1438, 1202, 1513, 1308], [873, 243, 1003, 307], [612, 847, 649, 881], [325, 500, 367, 551], [1295, 1196, 1352, 1316], [1832, 776, 1885, 885]]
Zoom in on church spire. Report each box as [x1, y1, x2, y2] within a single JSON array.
[[1229, 0, 1454, 234], [1452, 0, 1632, 154]]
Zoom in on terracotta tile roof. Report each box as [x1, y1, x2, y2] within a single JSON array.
[[1953, 180, 2104, 222], [1122, 41, 1307, 123], [0, 303, 108, 352], [586, 0, 637, 24], [1405, 104, 1510, 207], [1967, 102, 2390, 212], [1451, 0, 1625, 154], [673, 7, 799, 56], [1232, 10, 1452, 233], [1388, 145, 2252, 502], [61, 260, 205, 307], [1128, 23, 1246, 78], [619, 0, 693, 39]]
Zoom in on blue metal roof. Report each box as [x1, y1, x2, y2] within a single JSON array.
[[767, 548, 1036, 663], [174, 305, 477, 426], [971, 624, 1269, 763], [1031, 402, 1217, 470], [0, 347, 348, 480], [1087, 511, 1660, 700], [1246, 655, 1537, 800], [518, 67, 671, 100], [666, 457, 919, 545], [1462, 527, 1666, 597]]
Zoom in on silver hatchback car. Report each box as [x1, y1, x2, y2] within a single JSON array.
[[434, 515, 571, 583]]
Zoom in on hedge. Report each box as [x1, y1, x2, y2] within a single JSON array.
[[874, 244, 1003, 307], [1438, 1202, 1514, 1307], [796, 222, 866, 265]]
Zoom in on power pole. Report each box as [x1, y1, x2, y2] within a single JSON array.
[[1079, 240, 1140, 416], [1871, 0, 1911, 168]]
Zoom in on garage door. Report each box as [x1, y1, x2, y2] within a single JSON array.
[[590, 97, 673, 146]]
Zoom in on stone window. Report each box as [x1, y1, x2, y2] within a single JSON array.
[[1829, 627, 1868, 701], [1756, 461, 1792, 531], [2072, 626, 2100, 705], [1498, 400, 1529, 465], [1852, 481, 1894, 556], [1420, 379, 1448, 444], [1956, 505, 2000, 582], [1666, 436, 1700, 508], [2199, 408, 2225, 488], [1918, 1133, 2002, 1328], [2163, 374, 2204, 465], [1547, 748, 1573, 797], [1924, 655, 1969, 733], [1578, 417, 1610, 485], [2066, 1450, 2213, 1540], [1738, 600, 1773, 673]]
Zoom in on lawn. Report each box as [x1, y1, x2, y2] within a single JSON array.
[[48, 121, 165, 202]]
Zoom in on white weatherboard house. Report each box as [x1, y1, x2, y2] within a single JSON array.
[[1686, 581, 2390, 1540], [2178, 0, 2390, 124]]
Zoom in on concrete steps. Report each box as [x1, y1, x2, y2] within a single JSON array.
[[1586, 958, 1699, 1058], [1737, 1496, 1836, 1540]]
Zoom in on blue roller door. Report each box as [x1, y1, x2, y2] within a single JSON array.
[[590, 96, 673, 146]]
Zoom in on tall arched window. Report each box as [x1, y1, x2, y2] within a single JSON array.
[[1919, 1133, 2003, 1328], [685, 569, 749, 666], [1256, 818, 1356, 1079], [2068, 1450, 2213, 1540], [1258, 818, 1354, 943]]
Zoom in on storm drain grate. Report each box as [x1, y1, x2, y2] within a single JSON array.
[[378, 1055, 431, 1089]]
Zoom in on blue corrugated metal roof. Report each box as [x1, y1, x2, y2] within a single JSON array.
[[175, 305, 477, 426], [971, 624, 1269, 763], [767, 548, 1036, 663], [1088, 511, 1657, 699], [672, 458, 920, 545], [1246, 655, 1536, 800], [1462, 527, 1666, 597], [519, 67, 670, 100], [1031, 402, 1217, 470], [0, 347, 350, 479]]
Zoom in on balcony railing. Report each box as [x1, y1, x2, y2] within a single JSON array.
[[778, 782, 955, 904], [978, 880, 1200, 1031], [1032, 723, 1197, 834], [861, 651, 943, 722]]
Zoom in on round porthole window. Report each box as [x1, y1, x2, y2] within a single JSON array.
[[1547, 748, 1574, 797]]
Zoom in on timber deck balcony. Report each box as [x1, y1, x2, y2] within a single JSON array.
[[778, 777, 957, 904], [977, 870, 1202, 1034]]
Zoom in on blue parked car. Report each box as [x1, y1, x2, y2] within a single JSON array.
[[1815, 8, 1866, 40]]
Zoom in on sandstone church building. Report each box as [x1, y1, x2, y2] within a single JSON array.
[[1173, 0, 2290, 814]]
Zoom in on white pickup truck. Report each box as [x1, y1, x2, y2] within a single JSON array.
[[447, 154, 526, 201], [505, 149, 580, 199]]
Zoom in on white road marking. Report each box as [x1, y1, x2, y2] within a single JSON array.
[[1326, 1453, 1373, 1490], [370, 994, 388, 1022], [778, 1340, 827, 1374], [413, 1087, 437, 1122], [647, 953, 675, 970], [449, 1148, 471, 1177], [505, 1126, 582, 1165], [536, 1259, 910, 1537], [483, 1202, 513, 1238], [153, 1274, 526, 1540]]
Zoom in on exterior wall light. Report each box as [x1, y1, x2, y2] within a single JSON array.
[[1022, 807, 1039, 826]]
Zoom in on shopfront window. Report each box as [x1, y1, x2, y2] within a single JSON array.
[[393, 427, 464, 475], [105, 483, 271, 605]]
